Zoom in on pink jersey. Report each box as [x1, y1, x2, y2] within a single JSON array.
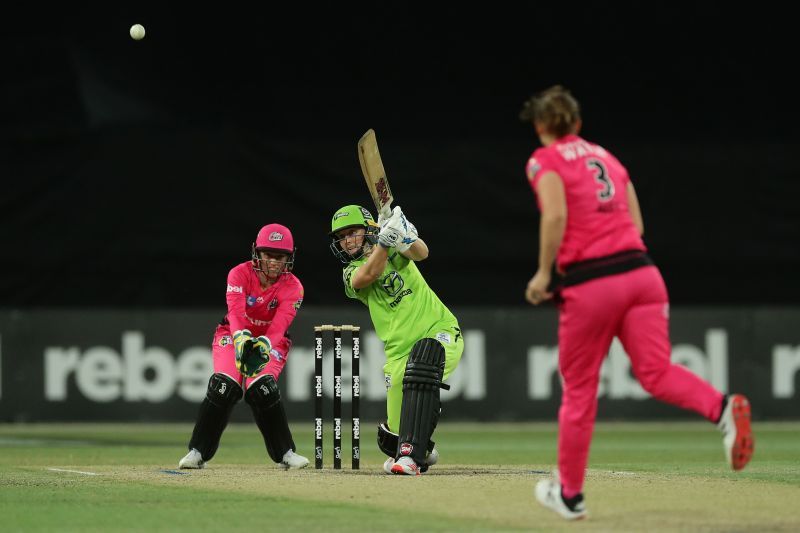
[[222, 262, 304, 355], [526, 134, 645, 269]]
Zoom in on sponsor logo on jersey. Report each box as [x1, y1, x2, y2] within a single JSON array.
[[246, 315, 272, 326], [246, 295, 257, 307], [526, 157, 541, 180], [219, 335, 232, 347], [389, 288, 412, 308], [381, 271, 404, 296], [268, 298, 278, 309], [227, 284, 243, 293], [293, 298, 303, 310], [435, 332, 452, 344]]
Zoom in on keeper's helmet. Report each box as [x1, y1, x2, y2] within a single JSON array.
[[329, 205, 379, 264], [252, 223, 295, 274]]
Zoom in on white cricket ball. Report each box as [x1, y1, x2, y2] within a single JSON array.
[[130, 24, 146, 41]]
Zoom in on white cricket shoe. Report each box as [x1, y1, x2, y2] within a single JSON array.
[[425, 447, 439, 467], [390, 456, 421, 476], [280, 450, 309, 470], [178, 448, 205, 469], [535, 478, 587, 521], [717, 394, 754, 471], [384, 447, 438, 474]]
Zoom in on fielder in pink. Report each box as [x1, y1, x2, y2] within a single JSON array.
[[520, 86, 752, 520]]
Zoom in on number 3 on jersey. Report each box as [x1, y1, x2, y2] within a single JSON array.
[[587, 159, 615, 202]]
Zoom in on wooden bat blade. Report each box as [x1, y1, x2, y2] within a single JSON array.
[[357, 128, 393, 218]]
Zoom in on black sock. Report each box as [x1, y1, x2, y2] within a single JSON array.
[[561, 489, 584, 511], [715, 395, 728, 425]]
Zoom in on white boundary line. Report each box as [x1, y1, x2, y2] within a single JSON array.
[[47, 468, 100, 476]]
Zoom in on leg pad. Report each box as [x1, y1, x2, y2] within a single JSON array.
[[397, 338, 446, 464], [188, 373, 242, 461], [245, 375, 296, 463]]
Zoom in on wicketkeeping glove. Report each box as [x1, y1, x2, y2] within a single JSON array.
[[233, 329, 272, 377]]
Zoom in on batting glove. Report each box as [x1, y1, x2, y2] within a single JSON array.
[[379, 206, 404, 228], [377, 224, 403, 249], [384, 207, 417, 253], [395, 220, 418, 253]]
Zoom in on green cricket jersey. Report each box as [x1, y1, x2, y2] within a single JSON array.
[[342, 251, 458, 360]]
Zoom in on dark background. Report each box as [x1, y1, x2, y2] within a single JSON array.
[[3, 5, 798, 309]]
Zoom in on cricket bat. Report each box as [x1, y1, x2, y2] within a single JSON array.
[[357, 129, 394, 219]]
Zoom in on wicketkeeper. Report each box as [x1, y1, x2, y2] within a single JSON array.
[[178, 223, 309, 470], [329, 204, 464, 475]]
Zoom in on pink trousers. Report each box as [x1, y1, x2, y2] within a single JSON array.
[[556, 266, 723, 497]]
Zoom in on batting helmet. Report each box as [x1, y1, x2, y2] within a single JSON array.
[[329, 205, 379, 264]]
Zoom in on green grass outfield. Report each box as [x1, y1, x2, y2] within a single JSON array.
[[1, 421, 798, 532]]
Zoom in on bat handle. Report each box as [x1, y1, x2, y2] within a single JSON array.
[[380, 206, 393, 220]]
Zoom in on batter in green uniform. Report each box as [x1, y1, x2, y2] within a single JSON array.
[[329, 204, 464, 475]]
